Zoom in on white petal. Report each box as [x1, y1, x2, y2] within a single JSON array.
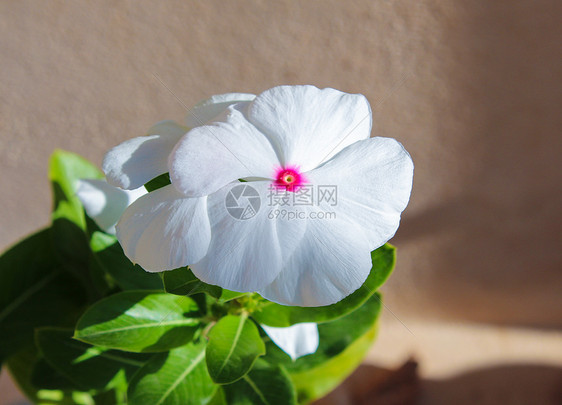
[[259, 209, 373, 306], [185, 93, 256, 127], [102, 120, 187, 190], [116, 185, 210, 272], [309, 137, 414, 249], [259, 137, 412, 306], [247, 85, 372, 172], [170, 103, 280, 197], [190, 181, 306, 292], [75, 179, 146, 234], [262, 323, 319, 360]]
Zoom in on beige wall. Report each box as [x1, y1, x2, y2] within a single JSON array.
[[1, 0, 561, 327]]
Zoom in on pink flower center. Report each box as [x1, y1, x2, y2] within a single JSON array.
[[274, 166, 305, 192]]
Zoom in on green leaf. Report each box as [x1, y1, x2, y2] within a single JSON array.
[[291, 323, 378, 403], [206, 314, 266, 384], [218, 289, 248, 303], [144, 173, 171, 192], [36, 328, 150, 391], [75, 291, 201, 352], [0, 228, 88, 359], [162, 267, 222, 298], [90, 231, 163, 291], [92, 389, 127, 405], [263, 293, 383, 403], [206, 388, 227, 405], [222, 362, 297, 405], [265, 293, 381, 370], [128, 342, 216, 405], [8, 345, 93, 404], [49, 150, 106, 294], [7, 345, 43, 402], [49, 149, 104, 231], [253, 244, 395, 326], [31, 359, 83, 391]]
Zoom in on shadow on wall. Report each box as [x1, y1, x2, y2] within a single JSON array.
[[314, 361, 562, 405], [387, 0, 562, 327]]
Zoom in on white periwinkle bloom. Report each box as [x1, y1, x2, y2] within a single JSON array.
[[105, 85, 414, 307], [262, 323, 319, 361]]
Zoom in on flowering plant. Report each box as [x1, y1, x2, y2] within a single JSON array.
[[0, 86, 412, 404]]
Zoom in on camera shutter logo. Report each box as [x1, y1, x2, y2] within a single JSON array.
[[225, 184, 261, 220]]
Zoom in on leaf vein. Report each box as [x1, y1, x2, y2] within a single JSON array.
[[216, 313, 247, 377], [0, 270, 60, 323], [78, 319, 197, 339], [243, 374, 270, 405], [156, 348, 205, 405]]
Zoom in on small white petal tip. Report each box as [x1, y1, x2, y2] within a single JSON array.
[[262, 322, 319, 360]]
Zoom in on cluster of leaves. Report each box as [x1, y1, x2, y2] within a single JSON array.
[[0, 150, 396, 405]]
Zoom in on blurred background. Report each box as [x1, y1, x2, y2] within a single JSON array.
[[1, 1, 561, 404]]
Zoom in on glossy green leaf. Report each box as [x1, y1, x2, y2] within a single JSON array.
[[253, 244, 395, 327], [75, 291, 201, 352], [8, 345, 95, 405], [206, 314, 266, 384], [162, 267, 221, 298], [292, 324, 377, 404], [31, 359, 83, 391], [7, 345, 43, 402], [0, 228, 88, 359], [49, 149, 104, 230], [92, 389, 127, 405], [49, 150, 106, 294], [218, 289, 248, 303], [265, 293, 381, 370], [206, 388, 227, 405], [90, 231, 162, 291], [263, 293, 383, 403], [36, 328, 150, 391], [222, 362, 297, 405], [144, 173, 171, 192], [128, 341, 216, 405]]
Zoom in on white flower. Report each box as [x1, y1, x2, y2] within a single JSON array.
[[261, 323, 319, 361], [109, 85, 414, 307], [101, 93, 255, 269], [75, 179, 146, 234]]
